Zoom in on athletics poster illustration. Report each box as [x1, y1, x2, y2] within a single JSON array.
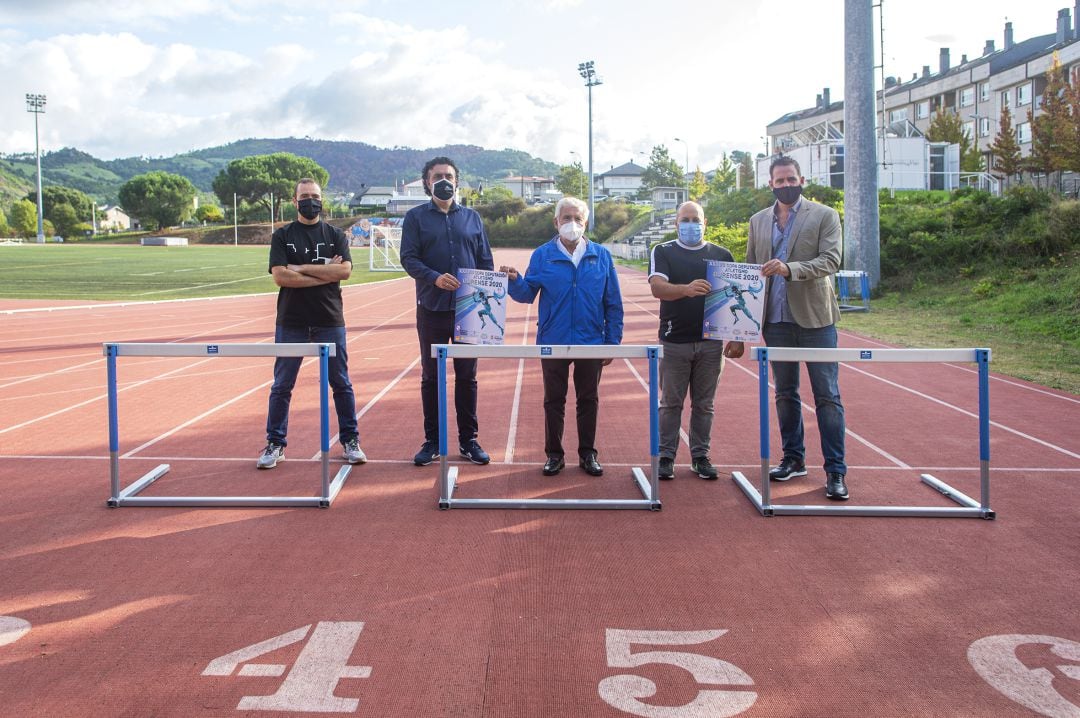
[[455, 269, 508, 345], [703, 261, 764, 342]]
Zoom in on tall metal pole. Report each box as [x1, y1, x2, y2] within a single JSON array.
[[26, 94, 47, 243], [579, 61, 602, 232], [844, 0, 881, 288], [674, 137, 689, 201], [233, 192, 238, 246]]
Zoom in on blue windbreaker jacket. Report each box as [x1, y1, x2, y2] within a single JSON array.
[[507, 238, 623, 345]]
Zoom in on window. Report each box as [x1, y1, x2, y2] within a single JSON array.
[[963, 121, 975, 141], [1002, 89, 1011, 108], [980, 117, 991, 137], [889, 108, 908, 123], [1017, 83, 1032, 106], [1017, 122, 1031, 144], [980, 83, 990, 102], [916, 101, 929, 119], [960, 87, 974, 107]]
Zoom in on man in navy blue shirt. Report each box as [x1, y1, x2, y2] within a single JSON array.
[[400, 157, 494, 467]]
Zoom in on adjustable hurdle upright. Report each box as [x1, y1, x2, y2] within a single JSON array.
[[104, 342, 354, 508], [836, 270, 871, 312], [732, 346, 995, 519], [433, 344, 663, 510]]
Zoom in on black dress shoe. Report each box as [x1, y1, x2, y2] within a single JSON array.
[[825, 472, 849, 501], [579, 453, 603, 476], [542, 456, 565, 476], [769, 456, 807, 481]]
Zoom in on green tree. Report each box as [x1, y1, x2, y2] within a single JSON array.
[[480, 184, 514, 202], [707, 153, 738, 196], [688, 167, 708, 201], [640, 145, 683, 192], [0, 206, 8, 236], [989, 104, 1022, 184], [26, 186, 94, 225], [556, 161, 587, 198], [731, 150, 755, 190], [119, 171, 198, 230], [925, 110, 982, 171], [1025, 54, 1070, 188], [212, 153, 329, 219], [195, 205, 225, 223], [49, 202, 82, 238], [1060, 63, 1080, 175], [10, 199, 37, 238]]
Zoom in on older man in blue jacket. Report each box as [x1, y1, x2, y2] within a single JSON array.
[[500, 197, 623, 477]]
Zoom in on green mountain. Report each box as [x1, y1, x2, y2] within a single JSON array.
[[0, 139, 559, 206]]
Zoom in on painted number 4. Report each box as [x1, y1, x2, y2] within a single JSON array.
[[203, 621, 371, 712], [598, 629, 757, 718]]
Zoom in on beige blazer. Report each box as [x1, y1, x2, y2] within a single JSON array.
[[746, 198, 842, 329]]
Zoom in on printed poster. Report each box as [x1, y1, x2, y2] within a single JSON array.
[[702, 261, 765, 343], [455, 268, 508, 345]]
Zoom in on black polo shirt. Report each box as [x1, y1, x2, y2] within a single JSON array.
[[648, 239, 734, 343], [268, 220, 351, 327]]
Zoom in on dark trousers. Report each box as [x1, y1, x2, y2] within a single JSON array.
[[417, 306, 478, 444], [266, 325, 357, 447], [541, 358, 605, 460]]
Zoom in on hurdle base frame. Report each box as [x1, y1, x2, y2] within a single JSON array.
[[104, 342, 355, 509], [732, 346, 995, 520], [432, 344, 663, 511]]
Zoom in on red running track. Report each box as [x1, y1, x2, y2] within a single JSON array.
[[1, 248, 1078, 717]]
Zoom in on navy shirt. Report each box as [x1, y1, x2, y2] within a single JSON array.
[[400, 200, 494, 311]]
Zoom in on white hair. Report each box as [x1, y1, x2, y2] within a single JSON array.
[[554, 196, 589, 222]]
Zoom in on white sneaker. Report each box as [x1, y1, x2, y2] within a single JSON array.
[[342, 438, 367, 464], [257, 442, 284, 469]]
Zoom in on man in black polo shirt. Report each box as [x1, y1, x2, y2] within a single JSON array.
[[648, 201, 743, 480], [256, 178, 365, 469], [400, 157, 494, 467]]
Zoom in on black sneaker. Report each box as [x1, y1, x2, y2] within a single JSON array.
[[825, 472, 850, 501], [691, 456, 719, 480], [459, 439, 490, 465], [413, 440, 440, 466], [769, 457, 807, 481], [657, 457, 675, 480]]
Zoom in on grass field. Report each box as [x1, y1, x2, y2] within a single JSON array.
[[0, 244, 404, 300]]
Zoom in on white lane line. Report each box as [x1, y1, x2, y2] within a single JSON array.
[[134, 275, 269, 296], [723, 355, 911, 468], [503, 303, 533, 465], [621, 356, 690, 450], [841, 362, 1080, 460], [838, 329, 1080, 404], [0, 357, 103, 391]]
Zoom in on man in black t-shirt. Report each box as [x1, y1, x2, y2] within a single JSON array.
[[648, 201, 743, 480], [256, 178, 365, 469]]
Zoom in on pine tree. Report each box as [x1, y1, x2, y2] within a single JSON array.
[[688, 167, 708, 201], [1025, 54, 1070, 189], [989, 105, 1022, 183]]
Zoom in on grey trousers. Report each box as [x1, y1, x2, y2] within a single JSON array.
[[658, 339, 725, 460]]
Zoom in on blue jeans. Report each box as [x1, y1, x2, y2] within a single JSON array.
[[266, 325, 358, 447], [762, 322, 846, 475]]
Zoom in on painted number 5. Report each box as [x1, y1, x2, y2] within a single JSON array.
[[598, 629, 757, 718]]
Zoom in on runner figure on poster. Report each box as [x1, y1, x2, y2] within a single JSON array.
[[702, 261, 765, 342], [455, 268, 508, 344]]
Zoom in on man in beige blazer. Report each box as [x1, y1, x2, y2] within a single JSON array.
[[728, 156, 848, 500]]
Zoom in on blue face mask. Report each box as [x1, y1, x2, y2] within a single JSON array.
[[677, 221, 704, 245]]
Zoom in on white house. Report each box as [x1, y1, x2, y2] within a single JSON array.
[[100, 205, 132, 231], [595, 161, 646, 198], [498, 175, 557, 202]]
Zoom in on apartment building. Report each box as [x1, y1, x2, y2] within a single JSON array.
[[764, 6, 1080, 189]]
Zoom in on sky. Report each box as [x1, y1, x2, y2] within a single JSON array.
[[0, 0, 1069, 175]]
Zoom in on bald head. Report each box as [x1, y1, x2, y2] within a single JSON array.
[[676, 201, 705, 224]]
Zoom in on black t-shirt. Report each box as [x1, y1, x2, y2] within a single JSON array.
[[268, 220, 352, 327], [648, 239, 735, 343]]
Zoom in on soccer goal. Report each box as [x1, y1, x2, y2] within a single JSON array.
[[368, 224, 403, 272]]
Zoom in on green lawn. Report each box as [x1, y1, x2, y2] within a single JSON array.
[[0, 244, 404, 300]]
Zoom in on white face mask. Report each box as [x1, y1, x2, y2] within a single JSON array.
[[558, 221, 585, 243]]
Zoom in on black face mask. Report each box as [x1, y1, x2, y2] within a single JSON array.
[[432, 179, 455, 201], [297, 198, 322, 220], [772, 185, 803, 206]]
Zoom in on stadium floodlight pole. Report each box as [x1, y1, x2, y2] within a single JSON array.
[[673, 136, 689, 202], [26, 94, 47, 243], [578, 60, 602, 231]]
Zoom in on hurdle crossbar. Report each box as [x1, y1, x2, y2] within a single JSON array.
[[836, 270, 871, 312], [103, 342, 353, 508], [731, 346, 995, 519], [432, 344, 663, 510]]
